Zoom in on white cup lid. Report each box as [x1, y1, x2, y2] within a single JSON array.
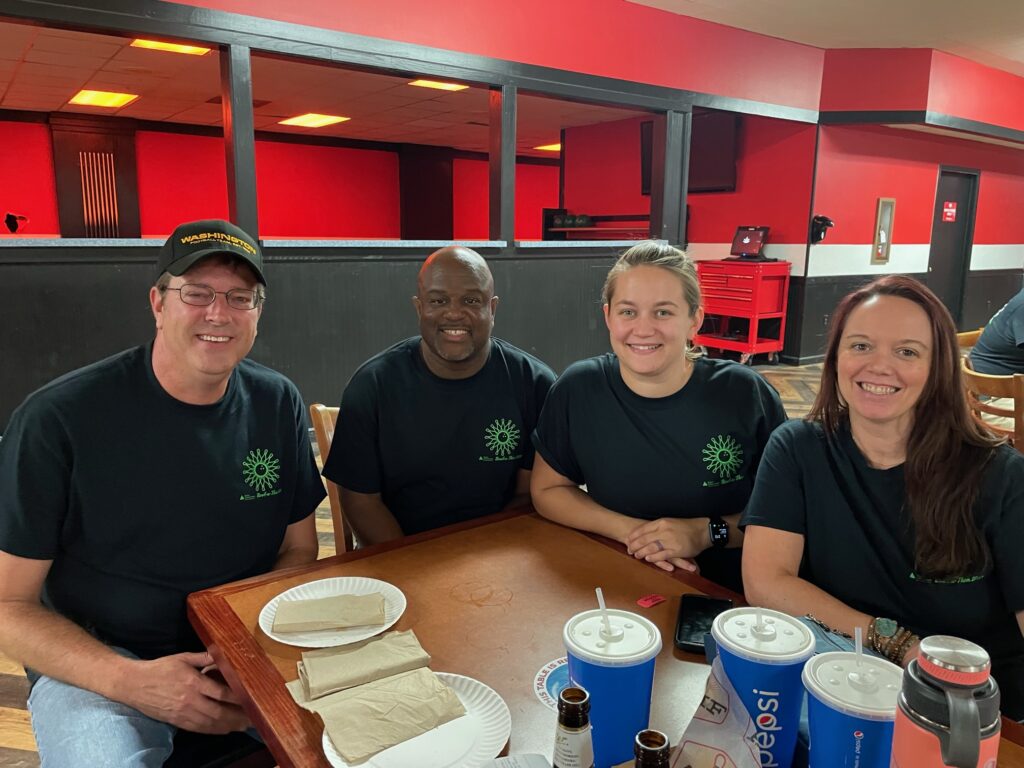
[[802, 652, 903, 720], [563, 609, 662, 667], [711, 607, 814, 663]]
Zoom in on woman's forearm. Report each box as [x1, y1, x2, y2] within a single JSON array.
[[532, 484, 638, 543], [745, 571, 873, 638]]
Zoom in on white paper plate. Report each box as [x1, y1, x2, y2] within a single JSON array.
[[322, 673, 512, 768], [258, 576, 406, 648]]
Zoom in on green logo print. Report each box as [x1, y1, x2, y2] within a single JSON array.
[[242, 448, 281, 492], [702, 435, 743, 479], [484, 418, 520, 458]]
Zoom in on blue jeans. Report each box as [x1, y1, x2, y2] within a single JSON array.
[[26, 646, 262, 767], [27, 646, 175, 768]]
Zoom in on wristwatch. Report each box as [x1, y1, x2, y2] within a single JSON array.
[[708, 517, 729, 549]]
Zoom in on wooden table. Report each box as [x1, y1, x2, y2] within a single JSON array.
[[188, 511, 1024, 768]]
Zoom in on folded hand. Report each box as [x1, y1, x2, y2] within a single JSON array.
[[625, 517, 707, 572], [123, 652, 251, 734]]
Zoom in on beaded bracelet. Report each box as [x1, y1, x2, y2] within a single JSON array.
[[891, 632, 920, 666]]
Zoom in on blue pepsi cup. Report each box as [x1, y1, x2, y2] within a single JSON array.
[[711, 607, 815, 768], [802, 652, 902, 767], [563, 609, 661, 768]]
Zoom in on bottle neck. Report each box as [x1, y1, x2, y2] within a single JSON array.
[[634, 729, 671, 767], [557, 707, 589, 730]]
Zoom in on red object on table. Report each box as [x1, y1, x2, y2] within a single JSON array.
[[695, 259, 792, 363]]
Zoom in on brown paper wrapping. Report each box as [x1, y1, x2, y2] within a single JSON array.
[[273, 592, 386, 633]]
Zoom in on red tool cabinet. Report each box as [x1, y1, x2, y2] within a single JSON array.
[[695, 259, 791, 364]]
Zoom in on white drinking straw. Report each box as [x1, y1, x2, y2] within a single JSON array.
[[855, 626, 864, 667], [755, 606, 764, 631], [595, 587, 612, 636]]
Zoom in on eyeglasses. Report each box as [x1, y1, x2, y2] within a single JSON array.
[[165, 283, 263, 311]]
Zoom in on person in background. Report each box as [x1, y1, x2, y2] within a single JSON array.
[[742, 275, 1024, 721], [0, 219, 325, 765], [324, 245, 555, 545], [531, 241, 786, 593], [970, 285, 1024, 375]]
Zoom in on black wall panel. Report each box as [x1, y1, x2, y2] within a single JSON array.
[[961, 269, 1022, 330], [1, 250, 155, 423], [0, 247, 618, 426], [3, 247, 1017, 426]]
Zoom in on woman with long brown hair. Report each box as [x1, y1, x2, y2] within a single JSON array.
[[742, 275, 1024, 720]]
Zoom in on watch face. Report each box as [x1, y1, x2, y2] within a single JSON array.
[[709, 520, 729, 547], [876, 618, 898, 638]]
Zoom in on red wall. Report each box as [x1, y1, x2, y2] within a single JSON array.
[[0, 121, 60, 237], [821, 49, 1024, 134], [820, 49, 932, 112], [136, 131, 229, 236], [687, 116, 816, 243], [928, 51, 1024, 133], [137, 131, 400, 238], [563, 114, 816, 244], [813, 124, 1024, 245], [254, 140, 400, 239], [563, 116, 650, 218], [174, 0, 824, 111], [452, 159, 560, 241]]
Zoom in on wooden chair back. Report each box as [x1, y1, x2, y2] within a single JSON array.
[[961, 358, 1024, 449], [309, 404, 354, 552], [957, 327, 983, 349]]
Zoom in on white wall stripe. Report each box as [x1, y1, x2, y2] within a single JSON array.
[[684, 243, 1023, 278], [805, 243, 930, 278], [969, 244, 1024, 271]]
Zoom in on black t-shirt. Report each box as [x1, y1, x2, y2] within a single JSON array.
[[741, 419, 1024, 720], [971, 288, 1024, 375], [0, 344, 325, 659], [323, 337, 555, 535], [532, 354, 787, 592]]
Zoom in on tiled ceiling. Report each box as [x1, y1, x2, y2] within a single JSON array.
[[0, 20, 649, 158]]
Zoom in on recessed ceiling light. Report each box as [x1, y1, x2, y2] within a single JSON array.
[[69, 90, 139, 108], [278, 113, 350, 128], [408, 79, 469, 92], [534, 143, 562, 152], [131, 39, 211, 55]]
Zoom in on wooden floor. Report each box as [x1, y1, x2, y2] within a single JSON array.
[[0, 361, 821, 767]]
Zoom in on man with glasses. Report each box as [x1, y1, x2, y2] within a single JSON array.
[[0, 219, 324, 765]]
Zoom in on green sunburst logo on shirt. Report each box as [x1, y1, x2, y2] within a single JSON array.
[[484, 418, 520, 458], [702, 435, 743, 478], [242, 448, 280, 492]]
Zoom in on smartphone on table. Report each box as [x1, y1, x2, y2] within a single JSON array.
[[674, 593, 734, 653]]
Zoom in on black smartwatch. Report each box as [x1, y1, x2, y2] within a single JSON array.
[[708, 517, 729, 549]]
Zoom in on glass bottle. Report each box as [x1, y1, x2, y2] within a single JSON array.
[[633, 729, 670, 767], [553, 686, 594, 768]]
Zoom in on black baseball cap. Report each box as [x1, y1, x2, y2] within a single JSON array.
[[157, 219, 265, 285]]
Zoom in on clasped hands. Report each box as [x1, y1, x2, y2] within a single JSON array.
[[124, 651, 251, 733], [624, 517, 709, 573]]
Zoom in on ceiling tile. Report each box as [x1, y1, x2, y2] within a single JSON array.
[[31, 36, 122, 59]]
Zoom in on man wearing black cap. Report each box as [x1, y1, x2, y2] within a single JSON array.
[[0, 219, 324, 765]]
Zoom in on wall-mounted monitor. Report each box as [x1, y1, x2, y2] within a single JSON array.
[[689, 108, 739, 192], [641, 108, 739, 195], [729, 226, 769, 259]]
